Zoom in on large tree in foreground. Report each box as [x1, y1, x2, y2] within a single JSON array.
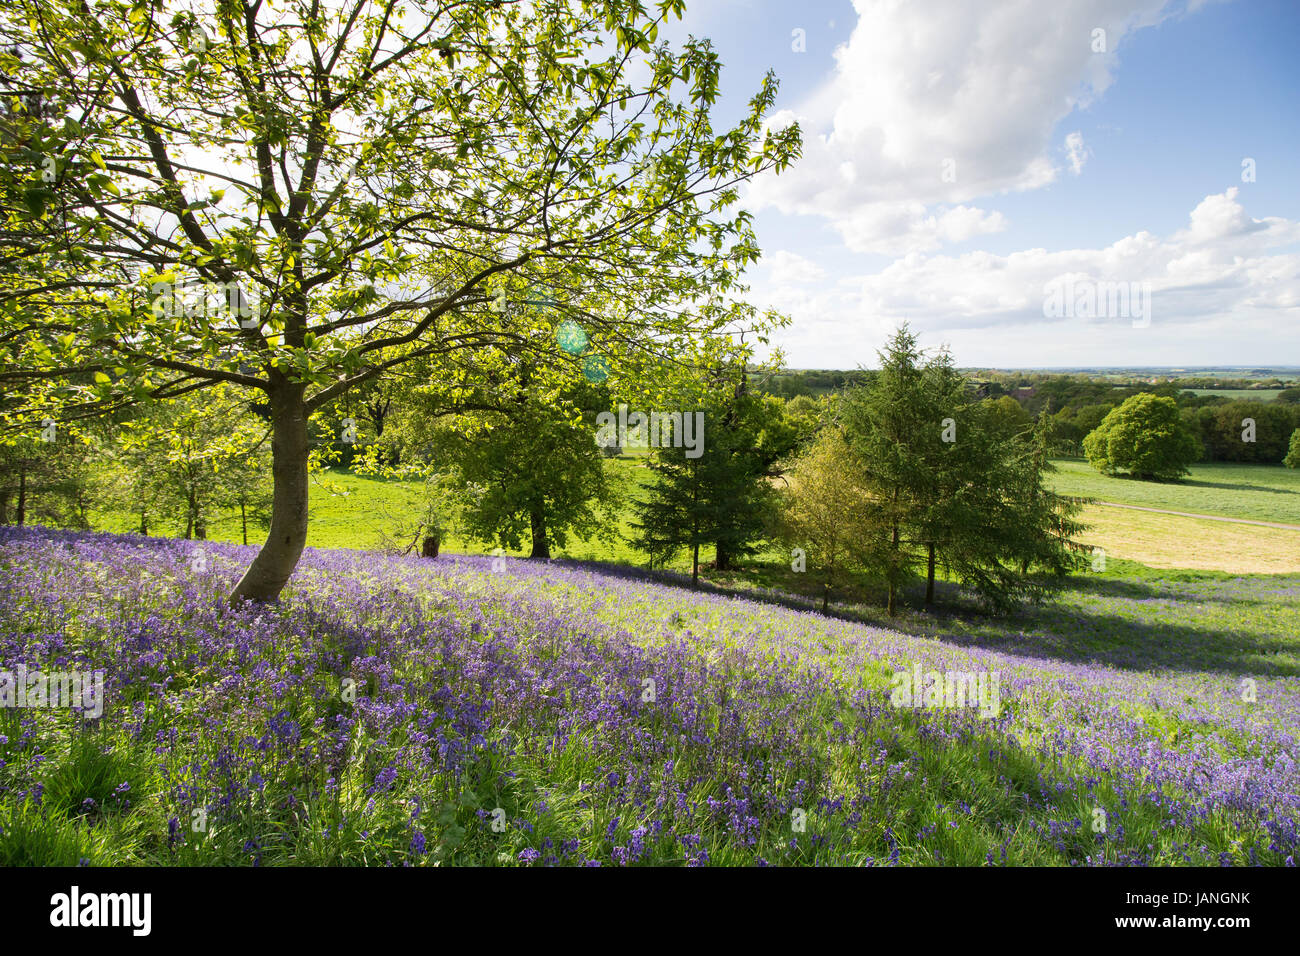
[[0, 0, 799, 602]]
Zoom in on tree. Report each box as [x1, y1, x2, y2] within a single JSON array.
[[706, 361, 797, 571], [629, 353, 781, 584], [0, 430, 100, 528], [0, 0, 800, 603], [1188, 401, 1298, 463], [1073, 403, 1116, 438], [456, 408, 611, 559], [934, 407, 1086, 612], [982, 394, 1033, 442], [110, 387, 272, 540], [782, 394, 827, 451], [441, 384, 613, 560], [629, 430, 717, 588], [775, 427, 878, 611], [215, 440, 274, 546], [1084, 394, 1202, 481], [359, 340, 615, 560], [839, 326, 934, 616], [1285, 429, 1300, 469], [101, 427, 168, 536], [841, 326, 1085, 615]]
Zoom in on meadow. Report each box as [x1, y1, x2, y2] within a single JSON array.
[[1044, 459, 1300, 574], [1046, 459, 1300, 524], [91, 458, 661, 565], [1, 526, 1296, 866], [1184, 389, 1286, 401]]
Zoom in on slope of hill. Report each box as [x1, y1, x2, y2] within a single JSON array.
[[1, 527, 1296, 866]]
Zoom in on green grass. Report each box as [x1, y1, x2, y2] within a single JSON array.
[[4, 530, 1296, 866], [1046, 458, 1300, 524], [89, 454, 697, 568], [1184, 388, 1285, 400], [88, 454, 1300, 583]]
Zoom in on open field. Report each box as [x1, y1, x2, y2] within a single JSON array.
[[1044, 460, 1300, 573], [1073, 505, 1300, 574], [2, 526, 1296, 866], [1047, 459, 1300, 524], [1184, 388, 1287, 400]]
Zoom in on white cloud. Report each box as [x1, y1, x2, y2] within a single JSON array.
[[1064, 131, 1090, 175], [1178, 187, 1272, 243], [747, 0, 1188, 254], [752, 189, 1300, 364], [762, 249, 828, 286], [832, 202, 1009, 255]]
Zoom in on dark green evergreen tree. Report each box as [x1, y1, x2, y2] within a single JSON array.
[[842, 325, 1087, 616]]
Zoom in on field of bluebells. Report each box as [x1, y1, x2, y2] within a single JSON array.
[[0, 525, 1296, 866]]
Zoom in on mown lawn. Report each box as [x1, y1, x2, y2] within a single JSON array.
[[1184, 388, 1285, 400], [1046, 459, 1300, 524]]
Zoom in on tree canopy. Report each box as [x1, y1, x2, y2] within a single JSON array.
[[1084, 393, 1202, 481], [0, 0, 800, 601]]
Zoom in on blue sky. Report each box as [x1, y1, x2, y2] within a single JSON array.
[[662, 0, 1300, 368]]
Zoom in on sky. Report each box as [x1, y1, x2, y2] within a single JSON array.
[[661, 0, 1300, 369]]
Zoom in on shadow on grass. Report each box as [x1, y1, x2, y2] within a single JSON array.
[[550, 556, 1300, 679], [1178, 479, 1298, 496], [930, 599, 1299, 678]]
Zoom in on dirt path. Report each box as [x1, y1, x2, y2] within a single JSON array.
[[1092, 500, 1300, 531]]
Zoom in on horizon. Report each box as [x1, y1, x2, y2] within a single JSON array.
[[668, 0, 1300, 368]]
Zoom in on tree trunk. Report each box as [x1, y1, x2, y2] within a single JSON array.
[[925, 542, 936, 606], [822, 582, 830, 613], [691, 540, 700, 588], [421, 533, 440, 558], [887, 519, 899, 616], [715, 541, 730, 571], [241, 500, 248, 546], [229, 382, 310, 604], [16, 463, 26, 526], [528, 505, 550, 559]]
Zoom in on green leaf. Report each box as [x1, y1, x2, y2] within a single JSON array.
[[22, 187, 47, 217]]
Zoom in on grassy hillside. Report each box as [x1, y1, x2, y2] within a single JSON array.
[[91, 456, 666, 563], [2, 526, 1296, 866]]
